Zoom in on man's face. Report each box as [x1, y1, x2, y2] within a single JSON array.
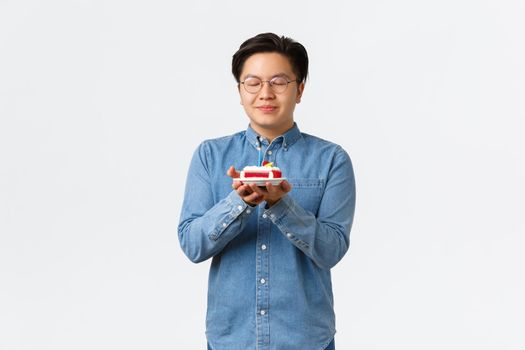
[[238, 52, 304, 137]]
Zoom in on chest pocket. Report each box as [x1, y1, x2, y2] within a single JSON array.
[[287, 178, 324, 215]]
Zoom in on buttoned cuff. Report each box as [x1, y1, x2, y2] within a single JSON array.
[[209, 191, 255, 241], [264, 195, 310, 250], [263, 194, 293, 223], [227, 190, 251, 212]]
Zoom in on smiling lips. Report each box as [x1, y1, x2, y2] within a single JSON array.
[[257, 106, 277, 113]]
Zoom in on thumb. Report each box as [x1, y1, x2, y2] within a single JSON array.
[[227, 166, 240, 178]]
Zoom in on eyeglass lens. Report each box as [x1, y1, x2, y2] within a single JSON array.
[[243, 77, 290, 93]]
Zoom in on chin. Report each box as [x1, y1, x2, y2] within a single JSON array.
[[253, 117, 281, 126]]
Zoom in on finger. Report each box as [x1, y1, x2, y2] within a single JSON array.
[[249, 183, 267, 196], [244, 191, 261, 203], [280, 180, 292, 193], [227, 166, 240, 178], [232, 180, 243, 190], [237, 184, 253, 197], [265, 182, 277, 195], [233, 180, 243, 187]]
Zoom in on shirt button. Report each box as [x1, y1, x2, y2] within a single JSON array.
[[267, 150, 272, 155], [286, 232, 293, 238], [237, 205, 243, 211], [246, 209, 252, 214], [260, 310, 266, 315], [260, 278, 266, 284], [262, 214, 267, 219], [261, 244, 267, 250], [222, 223, 227, 227]]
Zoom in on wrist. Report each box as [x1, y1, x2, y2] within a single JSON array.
[[265, 198, 279, 208]]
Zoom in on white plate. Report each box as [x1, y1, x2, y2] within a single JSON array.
[[235, 178, 286, 186]]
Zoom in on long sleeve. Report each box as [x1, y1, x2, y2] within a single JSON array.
[[178, 142, 253, 263], [264, 146, 356, 270], [179, 126, 356, 349]]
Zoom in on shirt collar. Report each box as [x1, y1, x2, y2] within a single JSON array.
[[245, 123, 302, 150]]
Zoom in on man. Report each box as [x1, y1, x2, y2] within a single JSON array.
[[178, 32, 356, 350]]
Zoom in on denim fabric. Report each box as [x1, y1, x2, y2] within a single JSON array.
[[208, 338, 335, 350], [179, 123, 355, 350]]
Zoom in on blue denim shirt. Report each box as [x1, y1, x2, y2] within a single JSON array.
[[178, 123, 356, 350]]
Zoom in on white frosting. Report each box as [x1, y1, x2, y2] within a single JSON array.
[[240, 165, 281, 179], [242, 166, 280, 171]]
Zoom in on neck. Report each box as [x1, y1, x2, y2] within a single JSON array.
[[251, 122, 294, 143]]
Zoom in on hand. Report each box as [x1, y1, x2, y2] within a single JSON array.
[[227, 166, 292, 207], [227, 166, 264, 206], [250, 180, 292, 208]]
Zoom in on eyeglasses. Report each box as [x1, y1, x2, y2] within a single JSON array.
[[240, 76, 298, 94]]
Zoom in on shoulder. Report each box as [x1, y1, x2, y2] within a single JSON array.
[[301, 132, 336, 146], [299, 132, 354, 175], [300, 132, 349, 155], [191, 131, 247, 166], [199, 130, 244, 148], [194, 130, 245, 153]]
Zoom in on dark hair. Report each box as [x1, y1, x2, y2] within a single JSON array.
[[232, 33, 309, 84]]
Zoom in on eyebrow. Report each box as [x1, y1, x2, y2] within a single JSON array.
[[243, 72, 291, 80]]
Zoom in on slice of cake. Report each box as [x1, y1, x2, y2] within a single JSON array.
[[241, 162, 282, 179]]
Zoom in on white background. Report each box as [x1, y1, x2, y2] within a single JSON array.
[[1, 1, 524, 349]]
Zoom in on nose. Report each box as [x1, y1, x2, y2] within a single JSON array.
[[258, 81, 275, 99]]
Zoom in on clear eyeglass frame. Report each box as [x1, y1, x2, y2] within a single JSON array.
[[240, 76, 298, 94]]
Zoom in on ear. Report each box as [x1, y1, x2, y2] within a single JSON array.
[[237, 83, 243, 105], [296, 82, 305, 104]]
